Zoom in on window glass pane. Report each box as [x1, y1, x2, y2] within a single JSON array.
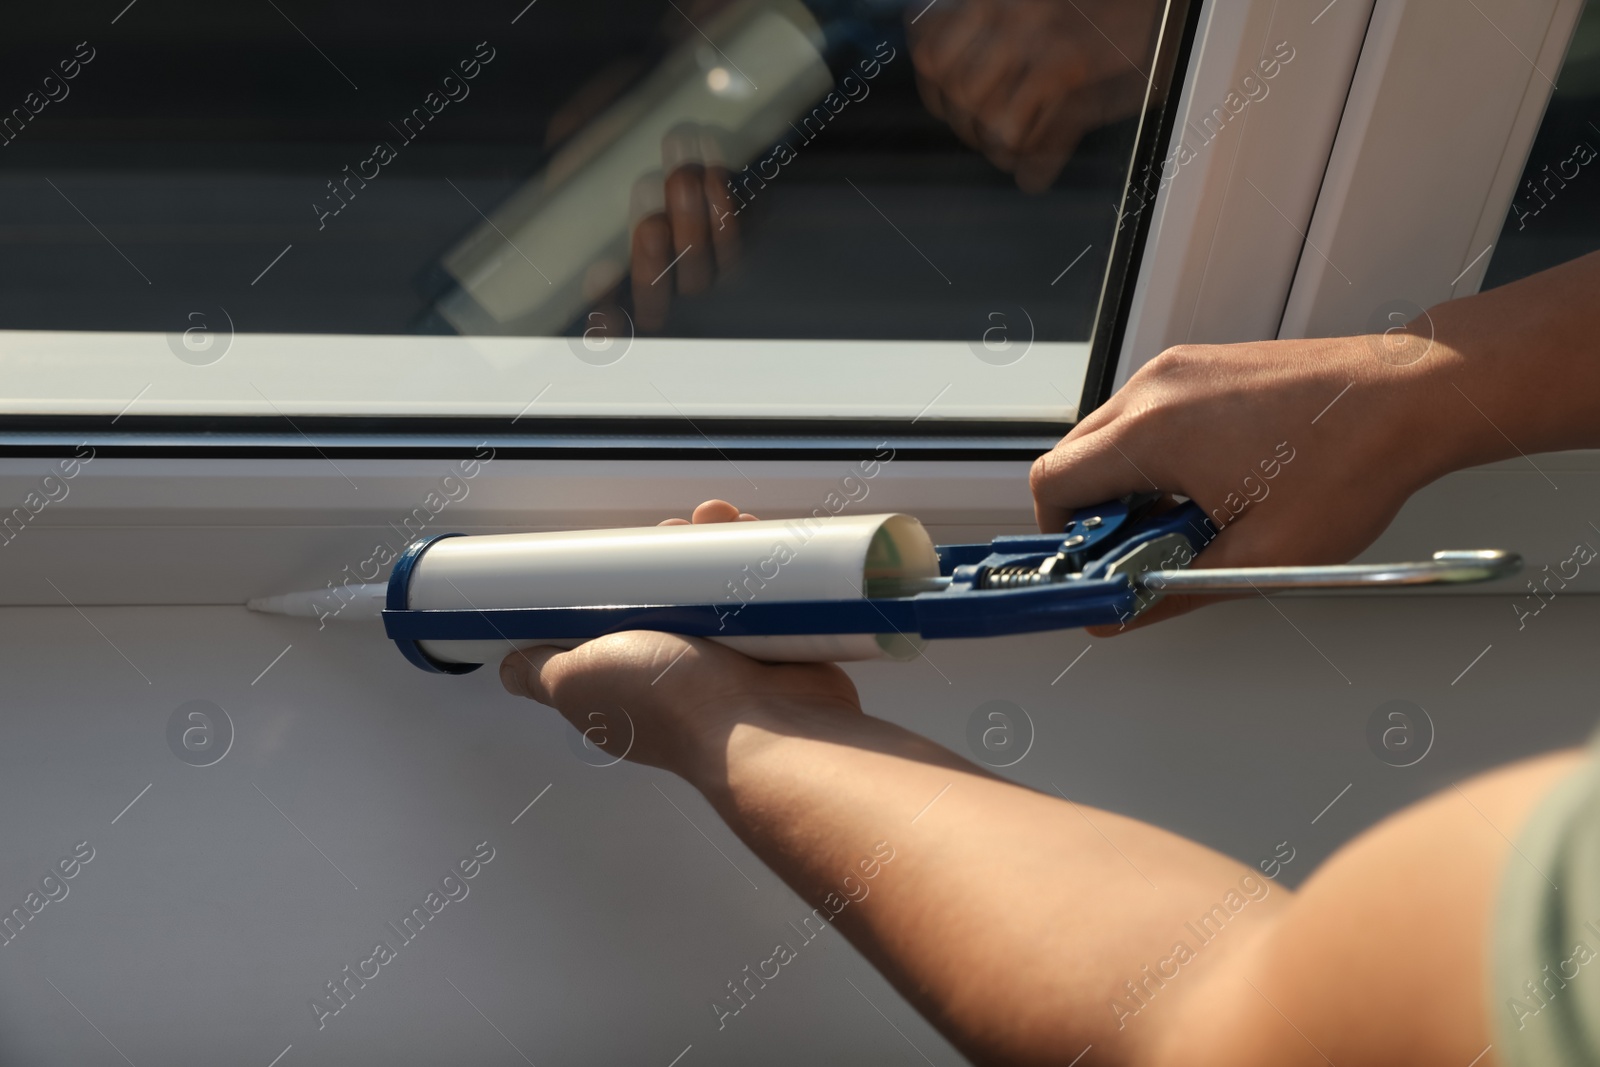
[[0, 0, 1183, 425], [1483, 0, 1600, 289]]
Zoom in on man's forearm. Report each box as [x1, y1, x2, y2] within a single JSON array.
[[1419, 249, 1600, 476], [686, 702, 1287, 1066], [680, 702, 1588, 1067]]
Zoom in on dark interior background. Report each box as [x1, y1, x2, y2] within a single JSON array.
[[0, 0, 1141, 342]]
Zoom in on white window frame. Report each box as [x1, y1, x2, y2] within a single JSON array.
[[1118, 0, 1379, 383], [0, 0, 1201, 429], [1279, 0, 1589, 336], [0, 334, 1092, 424], [3, 0, 1595, 605], [1274, 0, 1600, 594]]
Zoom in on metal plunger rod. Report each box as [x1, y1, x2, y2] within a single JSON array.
[[865, 549, 1521, 598], [1138, 550, 1520, 592]]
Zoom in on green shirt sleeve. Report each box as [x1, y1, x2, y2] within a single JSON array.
[[1493, 751, 1600, 1066]]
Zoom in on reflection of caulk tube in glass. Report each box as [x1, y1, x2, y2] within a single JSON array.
[[431, 0, 833, 335], [247, 514, 940, 669]]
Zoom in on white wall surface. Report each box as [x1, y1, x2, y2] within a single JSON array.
[[0, 560, 1595, 1064], [0, 454, 1593, 1062]]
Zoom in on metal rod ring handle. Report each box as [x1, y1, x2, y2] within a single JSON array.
[[1138, 550, 1522, 593]]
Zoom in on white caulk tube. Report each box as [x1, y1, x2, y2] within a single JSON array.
[[250, 514, 941, 669]]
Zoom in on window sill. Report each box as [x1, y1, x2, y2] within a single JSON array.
[[1, 450, 1594, 610]]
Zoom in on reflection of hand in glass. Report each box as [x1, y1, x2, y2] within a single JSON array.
[[628, 124, 742, 332], [908, 0, 1164, 192]]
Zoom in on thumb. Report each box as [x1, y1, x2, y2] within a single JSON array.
[[499, 645, 564, 704]]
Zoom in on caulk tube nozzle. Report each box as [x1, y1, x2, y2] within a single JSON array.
[[246, 583, 388, 621]]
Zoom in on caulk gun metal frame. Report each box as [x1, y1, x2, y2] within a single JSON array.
[[380, 497, 1521, 675]]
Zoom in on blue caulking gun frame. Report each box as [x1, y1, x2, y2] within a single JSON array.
[[378, 496, 1520, 675]]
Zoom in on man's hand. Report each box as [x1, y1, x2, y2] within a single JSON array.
[[1031, 334, 1445, 632], [654, 497, 757, 526], [908, 0, 1163, 192], [1034, 249, 1600, 634], [498, 499, 858, 777], [628, 125, 742, 332], [499, 631, 862, 777]]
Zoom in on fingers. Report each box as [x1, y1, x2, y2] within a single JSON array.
[[688, 126, 739, 277], [659, 500, 759, 526], [691, 499, 741, 524], [499, 645, 563, 704], [704, 162, 740, 274], [690, 499, 758, 523], [941, 96, 987, 155], [1008, 94, 1092, 193], [998, 61, 1101, 192], [627, 127, 737, 330], [908, 0, 988, 92], [909, 0, 1166, 192], [1012, 144, 1077, 195], [1017, 69, 1148, 190], [970, 69, 1035, 174], [910, 3, 988, 149], [663, 165, 713, 294], [934, 9, 1004, 123], [629, 173, 673, 332], [1030, 426, 1168, 533], [661, 126, 714, 295]]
